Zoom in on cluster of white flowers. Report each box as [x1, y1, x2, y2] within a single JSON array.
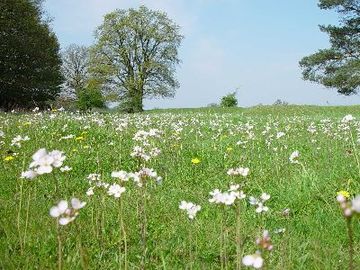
[[131, 129, 162, 161], [289, 150, 299, 164], [133, 129, 161, 143], [249, 193, 270, 213], [85, 173, 109, 196], [21, 148, 66, 179], [242, 251, 263, 269], [209, 184, 246, 206], [86, 173, 126, 198], [112, 167, 162, 187], [179, 201, 201, 220], [11, 135, 30, 147], [337, 194, 360, 217], [115, 120, 128, 132], [130, 146, 162, 161], [227, 167, 250, 177], [130, 146, 150, 161], [50, 198, 86, 225], [341, 114, 354, 124], [108, 184, 126, 198]]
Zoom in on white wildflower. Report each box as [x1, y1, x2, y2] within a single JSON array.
[[351, 195, 360, 213], [179, 201, 201, 219], [242, 252, 263, 269], [289, 150, 299, 164], [108, 184, 126, 198]]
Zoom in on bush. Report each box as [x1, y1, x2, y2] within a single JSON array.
[[220, 92, 238, 107], [273, 99, 289, 106], [77, 82, 104, 111], [207, 103, 219, 108]]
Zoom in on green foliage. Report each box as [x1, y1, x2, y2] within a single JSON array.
[[90, 5, 183, 113], [77, 81, 105, 111], [299, 0, 360, 95], [220, 92, 238, 107], [0, 0, 63, 110]]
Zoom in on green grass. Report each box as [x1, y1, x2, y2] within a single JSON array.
[[1, 105, 360, 269]]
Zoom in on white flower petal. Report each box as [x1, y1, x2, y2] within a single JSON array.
[[242, 255, 254, 266]]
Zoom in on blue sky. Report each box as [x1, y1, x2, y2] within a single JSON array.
[[44, 0, 360, 108]]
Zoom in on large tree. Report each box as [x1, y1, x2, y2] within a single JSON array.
[[61, 44, 90, 98], [299, 0, 360, 95], [90, 5, 183, 112], [0, 0, 63, 110]]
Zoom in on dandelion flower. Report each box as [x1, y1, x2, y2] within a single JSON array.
[[337, 190, 350, 199], [4, 156, 14, 161], [191, 158, 201, 164]]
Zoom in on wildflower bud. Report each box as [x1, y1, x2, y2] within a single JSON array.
[[344, 208, 353, 217], [336, 194, 346, 203]]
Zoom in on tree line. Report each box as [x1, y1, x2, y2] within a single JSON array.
[[0, 0, 359, 111], [0, 1, 183, 112]]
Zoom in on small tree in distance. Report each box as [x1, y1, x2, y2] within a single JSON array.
[[77, 80, 105, 111], [220, 92, 238, 107]]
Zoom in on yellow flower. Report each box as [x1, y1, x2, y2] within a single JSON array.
[[337, 190, 350, 198], [75, 136, 84, 141], [191, 158, 201, 164], [51, 108, 57, 112], [226, 147, 233, 152], [4, 156, 14, 161]]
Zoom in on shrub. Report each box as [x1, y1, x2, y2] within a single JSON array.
[[220, 92, 238, 107], [77, 82, 104, 111], [273, 99, 289, 106]]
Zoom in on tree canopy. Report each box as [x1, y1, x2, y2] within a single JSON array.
[[61, 44, 90, 98], [299, 0, 360, 95], [0, 0, 63, 110], [90, 5, 183, 112]]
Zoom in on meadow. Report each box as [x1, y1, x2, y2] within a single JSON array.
[[1, 105, 360, 269]]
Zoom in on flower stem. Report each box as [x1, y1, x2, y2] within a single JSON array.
[[236, 202, 242, 270], [17, 178, 24, 255], [57, 222, 62, 270], [346, 218, 354, 270], [23, 186, 31, 250], [118, 198, 128, 270], [220, 207, 225, 270], [189, 220, 194, 270], [140, 184, 148, 270], [76, 223, 88, 270]]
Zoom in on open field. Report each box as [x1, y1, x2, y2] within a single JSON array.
[[1, 105, 360, 269]]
